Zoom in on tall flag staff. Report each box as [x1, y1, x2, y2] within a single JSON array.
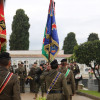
[[0, 0, 6, 52], [42, 0, 59, 63]]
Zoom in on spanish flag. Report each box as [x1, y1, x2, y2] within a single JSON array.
[[0, 0, 6, 51]]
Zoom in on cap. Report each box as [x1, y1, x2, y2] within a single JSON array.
[[0, 52, 11, 60], [40, 64, 43, 66], [21, 62, 24, 64], [61, 59, 67, 62]]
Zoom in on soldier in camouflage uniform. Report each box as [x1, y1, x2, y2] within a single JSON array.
[[40, 64, 47, 97], [15, 62, 27, 93], [40, 60, 70, 100], [28, 62, 40, 99], [59, 59, 75, 100], [0, 52, 21, 100]]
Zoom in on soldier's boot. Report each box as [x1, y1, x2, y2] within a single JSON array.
[[33, 93, 37, 99], [70, 96, 72, 100], [42, 92, 44, 97]]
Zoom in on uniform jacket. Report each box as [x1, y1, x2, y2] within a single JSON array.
[[59, 67, 76, 95], [15, 66, 27, 79], [0, 66, 21, 100], [40, 69, 70, 100], [28, 67, 40, 93]]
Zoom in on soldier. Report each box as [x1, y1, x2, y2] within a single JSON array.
[[0, 52, 21, 100], [71, 62, 81, 90], [40, 64, 46, 97], [28, 62, 40, 99], [59, 59, 75, 100], [40, 59, 70, 100], [15, 62, 27, 93]]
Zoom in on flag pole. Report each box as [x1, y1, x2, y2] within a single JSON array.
[[48, 0, 55, 64], [48, 36, 51, 64], [48, 0, 52, 64]]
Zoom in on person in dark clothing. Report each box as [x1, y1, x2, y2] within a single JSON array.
[[0, 52, 21, 100]]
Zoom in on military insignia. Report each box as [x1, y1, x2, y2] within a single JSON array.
[[46, 34, 50, 39], [51, 45, 57, 53], [1, 14, 4, 18], [0, 20, 6, 30], [52, 23, 56, 30]]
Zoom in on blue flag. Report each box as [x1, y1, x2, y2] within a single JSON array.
[[43, 0, 59, 62]]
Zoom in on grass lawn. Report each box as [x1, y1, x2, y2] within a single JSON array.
[[79, 90, 100, 98]]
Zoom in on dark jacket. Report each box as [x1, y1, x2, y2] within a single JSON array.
[[0, 66, 21, 100]]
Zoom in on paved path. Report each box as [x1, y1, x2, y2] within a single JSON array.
[[21, 86, 93, 100], [21, 93, 93, 100]]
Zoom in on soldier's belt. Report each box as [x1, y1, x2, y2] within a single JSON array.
[[49, 90, 62, 94]]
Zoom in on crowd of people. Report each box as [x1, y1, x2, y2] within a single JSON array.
[[0, 52, 82, 100]]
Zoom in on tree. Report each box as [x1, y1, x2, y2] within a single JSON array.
[[9, 9, 30, 50], [0, 44, 6, 53], [63, 32, 77, 54], [88, 33, 99, 42], [74, 40, 100, 92]]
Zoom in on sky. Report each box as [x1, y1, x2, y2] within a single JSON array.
[[4, 0, 100, 50]]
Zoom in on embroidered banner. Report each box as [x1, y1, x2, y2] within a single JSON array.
[[42, 0, 59, 62], [0, 0, 6, 51]]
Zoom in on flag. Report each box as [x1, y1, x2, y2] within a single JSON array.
[[42, 27, 49, 61], [0, 0, 6, 51], [42, 0, 59, 62]]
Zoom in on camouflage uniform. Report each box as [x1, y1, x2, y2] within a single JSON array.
[[28, 67, 40, 93], [0, 66, 21, 100], [40, 69, 70, 100], [15, 65, 27, 93], [59, 67, 75, 100]]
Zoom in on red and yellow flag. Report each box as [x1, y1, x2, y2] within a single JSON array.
[[0, 0, 6, 51]]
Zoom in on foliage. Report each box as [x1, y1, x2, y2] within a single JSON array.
[[74, 40, 100, 92], [74, 40, 100, 65], [36, 97, 46, 100], [63, 32, 77, 54], [9, 9, 30, 50], [0, 44, 6, 53], [79, 90, 100, 98], [88, 33, 99, 42], [67, 54, 76, 63]]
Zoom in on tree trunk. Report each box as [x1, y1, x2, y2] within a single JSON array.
[[98, 80, 100, 92]]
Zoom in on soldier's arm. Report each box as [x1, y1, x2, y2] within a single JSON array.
[[13, 75, 21, 100], [62, 74, 70, 100], [71, 71, 76, 94], [40, 71, 48, 82]]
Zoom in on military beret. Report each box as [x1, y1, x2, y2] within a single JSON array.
[[21, 62, 24, 64], [40, 64, 43, 66], [61, 59, 67, 62], [51, 59, 58, 65], [0, 52, 11, 59]]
